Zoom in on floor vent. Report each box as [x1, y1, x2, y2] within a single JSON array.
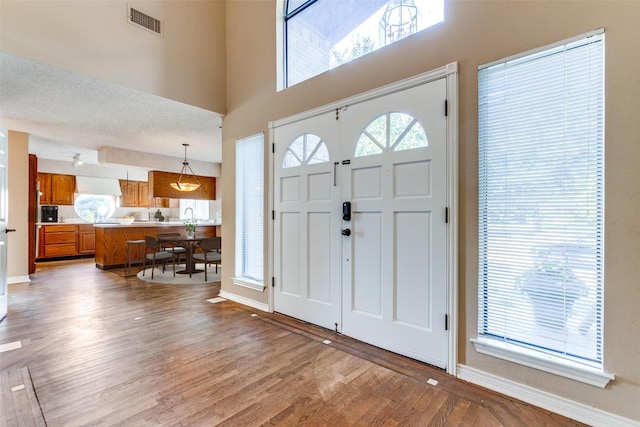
[[128, 7, 162, 36]]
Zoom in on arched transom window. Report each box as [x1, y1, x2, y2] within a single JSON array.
[[355, 112, 428, 157], [283, 133, 330, 168]]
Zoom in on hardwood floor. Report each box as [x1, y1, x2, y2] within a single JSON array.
[[1, 259, 585, 426]]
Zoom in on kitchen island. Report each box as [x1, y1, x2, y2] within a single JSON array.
[[94, 222, 218, 269]]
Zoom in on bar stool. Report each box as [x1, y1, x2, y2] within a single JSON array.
[[125, 239, 146, 276]]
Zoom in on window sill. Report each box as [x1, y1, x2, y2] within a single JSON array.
[[471, 337, 614, 388], [232, 277, 265, 292]]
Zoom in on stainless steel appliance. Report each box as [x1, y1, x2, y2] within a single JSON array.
[[41, 205, 58, 223]]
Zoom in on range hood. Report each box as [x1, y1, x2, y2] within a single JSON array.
[[75, 176, 122, 196]]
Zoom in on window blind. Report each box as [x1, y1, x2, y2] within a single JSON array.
[[235, 134, 264, 283], [478, 32, 604, 366]]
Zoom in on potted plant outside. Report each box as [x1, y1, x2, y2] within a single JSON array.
[[516, 253, 588, 330]]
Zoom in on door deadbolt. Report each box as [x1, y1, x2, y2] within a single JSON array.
[[341, 228, 351, 236]]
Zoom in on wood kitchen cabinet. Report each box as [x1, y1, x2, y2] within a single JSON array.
[[38, 173, 76, 205], [120, 180, 139, 207], [37, 173, 52, 204], [120, 180, 170, 208], [38, 224, 96, 259], [40, 225, 77, 258], [78, 224, 96, 254]]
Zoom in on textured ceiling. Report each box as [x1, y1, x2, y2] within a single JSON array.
[[0, 51, 224, 168]]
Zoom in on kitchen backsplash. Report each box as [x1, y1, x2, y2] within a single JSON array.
[[56, 206, 179, 223]]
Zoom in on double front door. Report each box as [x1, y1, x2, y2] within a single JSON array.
[[274, 77, 449, 369]]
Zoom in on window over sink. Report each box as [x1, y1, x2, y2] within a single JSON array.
[[74, 194, 116, 222]]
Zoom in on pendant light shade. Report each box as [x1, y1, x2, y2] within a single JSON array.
[[170, 144, 201, 192]]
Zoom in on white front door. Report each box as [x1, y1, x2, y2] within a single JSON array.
[[272, 73, 453, 369], [339, 78, 449, 368], [273, 112, 342, 331], [0, 125, 8, 322]]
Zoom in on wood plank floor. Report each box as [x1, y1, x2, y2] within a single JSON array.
[[0, 259, 585, 426]]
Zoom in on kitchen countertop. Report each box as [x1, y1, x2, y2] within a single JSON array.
[[38, 221, 220, 227]]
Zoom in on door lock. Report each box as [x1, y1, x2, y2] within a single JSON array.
[[341, 228, 351, 236]]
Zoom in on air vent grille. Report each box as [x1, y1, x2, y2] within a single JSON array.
[[128, 7, 162, 35]]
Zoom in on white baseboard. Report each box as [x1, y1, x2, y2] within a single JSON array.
[[8, 275, 31, 285], [218, 290, 270, 312], [457, 364, 639, 427]]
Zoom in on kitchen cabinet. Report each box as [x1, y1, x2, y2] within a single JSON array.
[[120, 180, 170, 208], [40, 225, 77, 258], [38, 224, 96, 259], [120, 180, 139, 207], [94, 224, 217, 269], [38, 173, 76, 205], [148, 170, 215, 200], [37, 173, 52, 204], [78, 224, 96, 254]]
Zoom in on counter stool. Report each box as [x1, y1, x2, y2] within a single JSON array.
[[125, 239, 146, 277]]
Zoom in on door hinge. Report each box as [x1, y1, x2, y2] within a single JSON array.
[[272, 210, 275, 220], [272, 277, 275, 288], [272, 143, 275, 153], [445, 207, 449, 223], [444, 99, 448, 117], [445, 314, 449, 331]]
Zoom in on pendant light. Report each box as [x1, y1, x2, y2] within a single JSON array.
[[170, 143, 201, 192]]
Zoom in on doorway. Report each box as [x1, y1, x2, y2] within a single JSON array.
[[272, 64, 458, 371]]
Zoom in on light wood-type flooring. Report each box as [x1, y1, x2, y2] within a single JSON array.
[[1, 258, 585, 426]]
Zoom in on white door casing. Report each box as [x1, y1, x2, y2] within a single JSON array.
[[0, 124, 8, 322], [270, 63, 458, 372]]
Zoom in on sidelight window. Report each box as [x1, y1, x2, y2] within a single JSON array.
[[474, 31, 611, 386], [234, 133, 264, 290]]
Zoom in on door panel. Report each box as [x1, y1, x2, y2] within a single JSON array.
[[352, 211, 383, 316], [273, 77, 450, 368], [273, 112, 342, 330], [340, 78, 448, 368]]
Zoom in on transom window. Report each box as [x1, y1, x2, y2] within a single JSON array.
[[355, 112, 428, 157], [282, 133, 329, 168], [283, 0, 444, 88]]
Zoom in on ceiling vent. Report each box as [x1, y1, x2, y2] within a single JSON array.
[[128, 7, 162, 36]]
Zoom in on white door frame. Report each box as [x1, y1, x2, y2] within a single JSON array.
[[268, 62, 459, 375]]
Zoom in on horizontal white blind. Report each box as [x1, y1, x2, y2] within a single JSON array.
[[478, 33, 604, 366], [235, 134, 264, 283]]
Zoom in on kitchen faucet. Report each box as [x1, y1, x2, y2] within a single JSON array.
[[184, 207, 194, 221]]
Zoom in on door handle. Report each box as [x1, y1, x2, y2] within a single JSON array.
[[341, 228, 351, 236], [5, 228, 16, 233]]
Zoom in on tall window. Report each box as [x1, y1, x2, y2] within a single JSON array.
[[235, 134, 264, 288], [283, 0, 444, 88], [476, 32, 608, 385]]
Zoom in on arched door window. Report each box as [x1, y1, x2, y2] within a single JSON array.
[[354, 112, 428, 157], [282, 133, 330, 168]]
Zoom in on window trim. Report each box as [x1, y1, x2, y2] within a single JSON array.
[[471, 338, 614, 388]]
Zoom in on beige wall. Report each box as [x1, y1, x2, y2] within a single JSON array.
[[222, 0, 640, 421], [7, 131, 29, 282], [0, 0, 226, 114]]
